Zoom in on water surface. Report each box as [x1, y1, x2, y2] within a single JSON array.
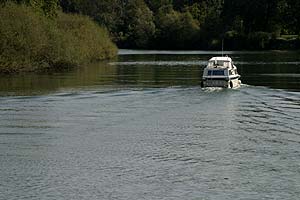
[[0, 50, 299, 200]]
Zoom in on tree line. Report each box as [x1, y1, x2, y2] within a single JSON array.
[[59, 0, 300, 50]]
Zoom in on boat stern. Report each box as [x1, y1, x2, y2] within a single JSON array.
[[202, 79, 229, 88]]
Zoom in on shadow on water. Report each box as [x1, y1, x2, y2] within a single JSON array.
[[0, 50, 300, 97]]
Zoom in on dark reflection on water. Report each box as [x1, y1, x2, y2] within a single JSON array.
[[0, 50, 300, 200], [0, 50, 299, 96]]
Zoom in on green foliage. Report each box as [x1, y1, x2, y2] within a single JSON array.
[[56, 12, 117, 61], [60, 0, 124, 35], [0, 3, 44, 72], [124, 0, 155, 48], [155, 7, 200, 49], [284, 0, 300, 34], [1, 0, 59, 17], [247, 32, 271, 49], [223, 31, 245, 50], [0, 3, 117, 73], [144, 0, 172, 12], [58, 0, 300, 50], [42, 0, 59, 18], [183, 2, 207, 25], [222, 0, 285, 34]]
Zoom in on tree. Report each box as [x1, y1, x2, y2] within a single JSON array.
[[284, 0, 300, 34], [155, 5, 200, 49], [1, 0, 59, 17], [222, 0, 284, 34], [183, 2, 207, 25], [124, 0, 155, 48], [144, 0, 172, 12], [60, 0, 124, 34]]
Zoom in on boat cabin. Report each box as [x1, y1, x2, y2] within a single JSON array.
[[202, 56, 241, 88]]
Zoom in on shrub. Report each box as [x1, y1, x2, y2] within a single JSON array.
[[247, 32, 271, 50], [56, 12, 117, 61], [0, 3, 117, 73], [223, 30, 246, 50], [0, 3, 49, 72]]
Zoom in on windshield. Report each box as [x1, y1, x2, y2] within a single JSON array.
[[208, 61, 231, 67], [207, 70, 225, 76]]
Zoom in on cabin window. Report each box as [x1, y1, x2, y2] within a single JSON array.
[[212, 70, 225, 76], [216, 61, 224, 66], [224, 61, 230, 68], [207, 70, 224, 76], [208, 60, 231, 67], [208, 61, 224, 67]]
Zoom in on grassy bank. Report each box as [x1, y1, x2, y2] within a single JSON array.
[[0, 3, 117, 73]]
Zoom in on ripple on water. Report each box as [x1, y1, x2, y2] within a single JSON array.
[[0, 85, 300, 199]]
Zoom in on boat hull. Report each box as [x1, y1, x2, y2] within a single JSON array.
[[202, 78, 241, 88]]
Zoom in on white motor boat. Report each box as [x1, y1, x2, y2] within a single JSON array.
[[201, 56, 241, 88]]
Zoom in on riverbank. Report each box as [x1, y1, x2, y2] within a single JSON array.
[[0, 3, 117, 74]]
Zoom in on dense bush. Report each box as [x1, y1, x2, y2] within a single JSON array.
[[247, 32, 271, 50], [0, 3, 117, 73], [223, 31, 246, 50], [56, 12, 117, 61], [269, 37, 300, 50]]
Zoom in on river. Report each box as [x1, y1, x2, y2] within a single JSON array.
[[0, 50, 300, 199]]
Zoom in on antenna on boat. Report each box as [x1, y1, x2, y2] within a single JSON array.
[[221, 38, 224, 57]]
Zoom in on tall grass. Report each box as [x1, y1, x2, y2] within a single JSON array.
[[0, 3, 117, 73]]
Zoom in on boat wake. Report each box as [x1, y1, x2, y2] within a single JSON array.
[[202, 87, 225, 92]]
